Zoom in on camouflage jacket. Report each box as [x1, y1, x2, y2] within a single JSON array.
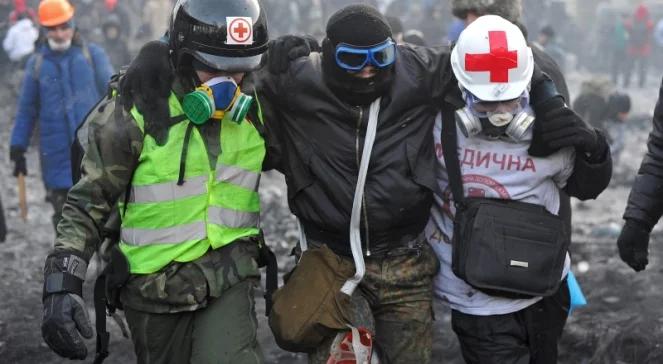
[[54, 78, 262, 313]]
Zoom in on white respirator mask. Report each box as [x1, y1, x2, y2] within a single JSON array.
[[455, 89, 535, 141]]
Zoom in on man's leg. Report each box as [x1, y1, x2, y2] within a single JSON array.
[[191, 279, 263, 364], [371, 241, 440, 364], [124, 308, 194, 364], [46, 188, 69, 230], [638, 56, 648, 88], [623, 57, 634, 88], [526, 280, 570, 364], [450, 280, 570, 364], [451, 310, 530, 364], [307, 292, 374, 364]]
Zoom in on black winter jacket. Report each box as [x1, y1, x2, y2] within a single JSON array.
[[257, 45, 611, 257], [257, 45, 456, 256], [623, 78, 663, 230]]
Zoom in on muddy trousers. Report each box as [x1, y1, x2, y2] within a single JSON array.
[[308, 241, 440, 364], [451, 280, 570, 364], [124, 280, 263, 364]]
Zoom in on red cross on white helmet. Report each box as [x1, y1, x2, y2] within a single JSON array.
[[451, 15, 534, 102]]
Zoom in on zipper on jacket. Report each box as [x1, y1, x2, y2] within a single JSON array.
[[355, 106, 371, 256]]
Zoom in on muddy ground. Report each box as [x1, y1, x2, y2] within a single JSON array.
[[1, 72, 662, 364]]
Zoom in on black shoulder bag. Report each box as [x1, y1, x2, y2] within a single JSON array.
[[440, 106, 569, 298]]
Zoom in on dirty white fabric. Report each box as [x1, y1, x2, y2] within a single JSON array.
[[426, 110, 574, 316]]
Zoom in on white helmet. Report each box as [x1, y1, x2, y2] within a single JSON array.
[[451, 15, 533, 102]]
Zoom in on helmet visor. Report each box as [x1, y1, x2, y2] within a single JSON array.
[[192, 50, 263, 72]]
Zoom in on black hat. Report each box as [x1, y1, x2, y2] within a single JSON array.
[[540, 25, 555, 38], [326, 5, 392, 46], [608, 93, 632, 114], [321, 4, 395, 106], [386, 16, 403, 36]]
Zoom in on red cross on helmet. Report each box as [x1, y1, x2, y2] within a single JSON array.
[[451, 15, 533, 102]]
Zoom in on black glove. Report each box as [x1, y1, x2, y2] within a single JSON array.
[[118, 40, 173, 145], [42, 293, 94, 359], [10, 146, 26, 177], [529, 96, 605, 158], [41, 252, 92, 359], [617, 219, 651, 272], [266, 35, 320, 74]]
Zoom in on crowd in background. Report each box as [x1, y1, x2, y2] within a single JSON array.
[[0, 0, 174, 75], [0, 0, 657, 89]]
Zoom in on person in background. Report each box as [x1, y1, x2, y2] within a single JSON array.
[[386, 15, 404, 43], [8, 0, 37, 25], [101, 13, 130, 70], [624, 3, 653, 88], [447, 17, 465, 44], [9, 0, 113, 230], [533, 25, 566, 72], [403, 29, 426, 46], [611, 13, 630, 86], [2, 12, 38, 64], [602, 93, 631, 163]]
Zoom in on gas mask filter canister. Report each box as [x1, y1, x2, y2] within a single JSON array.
[[182, 76, 253, 125]]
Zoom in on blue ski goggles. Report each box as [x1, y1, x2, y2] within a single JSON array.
[[334, 39, 397, 72]]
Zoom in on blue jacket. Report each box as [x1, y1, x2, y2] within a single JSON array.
[[10, 41, 113, 189]]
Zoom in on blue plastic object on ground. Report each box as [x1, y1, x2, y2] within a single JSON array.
[[567, 270, 587, 315]]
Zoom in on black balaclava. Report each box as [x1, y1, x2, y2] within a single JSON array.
[[322, 4, 395, 106]]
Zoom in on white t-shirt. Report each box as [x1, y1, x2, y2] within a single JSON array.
[[426, 110, 575, 316]]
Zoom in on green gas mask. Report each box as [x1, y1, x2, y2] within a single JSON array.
[[181, 76, 253, 125]]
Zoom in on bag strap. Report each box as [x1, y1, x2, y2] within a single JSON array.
[[440, 106, 465, 205], [341, 98, 381, 296], [93, 274, 110, 364]]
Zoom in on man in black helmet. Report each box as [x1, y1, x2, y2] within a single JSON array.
[[40, 0, 273, 362]]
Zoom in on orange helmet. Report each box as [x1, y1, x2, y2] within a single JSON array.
[[38, 0, 75, 27]]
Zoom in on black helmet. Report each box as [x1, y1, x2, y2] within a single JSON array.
[[169, 0, 269, 72]]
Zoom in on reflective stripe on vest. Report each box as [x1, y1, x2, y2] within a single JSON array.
[[119, 92, 265, 274], [121, 221, 207, 246], [129, 175, 208, 203], [208, 206, 259, 229], [217, 164, 261, 191]]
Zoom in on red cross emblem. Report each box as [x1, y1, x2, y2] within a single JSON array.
[[465, 31, 518, 83], [227, 17, 253, 45]]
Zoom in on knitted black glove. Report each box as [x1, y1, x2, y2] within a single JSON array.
[[529, 96, 605, 158], [617, 219, 651, 272], [10, 146, 26, 177], [266, 35, 320, 74]]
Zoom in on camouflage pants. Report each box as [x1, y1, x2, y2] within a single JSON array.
[[307, 238, 440, 364]]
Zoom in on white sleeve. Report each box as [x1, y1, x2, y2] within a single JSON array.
[[552, 147, 576, 189], [2, 28, 13, 53]]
